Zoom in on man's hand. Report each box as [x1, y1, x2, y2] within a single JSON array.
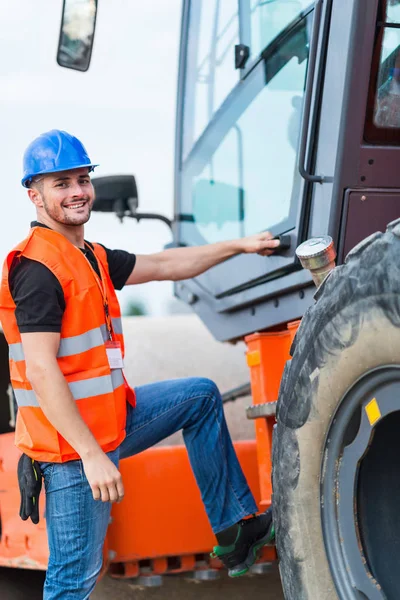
[[82, 452, 124, 503], [240, 232, 281, 256]]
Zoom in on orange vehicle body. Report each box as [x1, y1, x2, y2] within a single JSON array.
[[0, 321, 299, 579]]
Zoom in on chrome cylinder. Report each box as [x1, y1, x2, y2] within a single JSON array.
[[296, 236, 336, 287]]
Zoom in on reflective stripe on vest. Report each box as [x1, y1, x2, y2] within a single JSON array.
[[14, 368, 124, 407], [9, 317, 123, 361]]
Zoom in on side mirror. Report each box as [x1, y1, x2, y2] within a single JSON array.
[[92, 175, 139, 219], [91, 174, 172, 229], [57, 0, 98, 72]]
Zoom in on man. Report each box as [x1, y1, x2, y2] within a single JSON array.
[[0, 130, 279, 600]]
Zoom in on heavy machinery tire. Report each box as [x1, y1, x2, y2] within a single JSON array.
[[272, 218, 400, 600]]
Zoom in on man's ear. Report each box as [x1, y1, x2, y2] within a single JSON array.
[[27, 188, 44, 208]]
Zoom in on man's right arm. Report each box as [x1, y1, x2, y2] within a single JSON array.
[[20, 330, 124, 503]]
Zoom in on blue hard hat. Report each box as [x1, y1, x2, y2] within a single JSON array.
[[21, 129, 98, 188]]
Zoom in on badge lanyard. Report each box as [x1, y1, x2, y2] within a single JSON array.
[[82, 242, 113, 340], [81, 244, 124, 369]]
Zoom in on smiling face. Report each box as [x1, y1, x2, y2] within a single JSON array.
[[28, 167, 95, 228]]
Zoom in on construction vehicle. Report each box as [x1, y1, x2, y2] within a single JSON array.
[[1, 0, 400, 598]]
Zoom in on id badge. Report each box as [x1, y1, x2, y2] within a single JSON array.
[[105, 341, 124, 369]]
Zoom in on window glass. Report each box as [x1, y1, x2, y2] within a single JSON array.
[[183, 1, 239, 158], [374, 34, 400, 129], [386, 0, 400, 23], [190, 50, 307, 244], [249, 0, 311, 60], [365, 1, 400, 141]]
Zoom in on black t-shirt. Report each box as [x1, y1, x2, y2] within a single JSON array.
[[9, 222, 136, 333]]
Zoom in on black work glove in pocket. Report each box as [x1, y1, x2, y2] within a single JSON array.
[[17, 453, 42, 525]]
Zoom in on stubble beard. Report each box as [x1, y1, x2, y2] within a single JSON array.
[[42, 195, 92, 226]]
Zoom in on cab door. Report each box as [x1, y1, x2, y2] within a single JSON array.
[[175, 3, 313, 300]]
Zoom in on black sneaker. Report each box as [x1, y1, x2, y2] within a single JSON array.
[[211, 509, 274, 577]]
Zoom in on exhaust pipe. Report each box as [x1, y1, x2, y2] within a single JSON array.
[[296, 236, 336, 287]]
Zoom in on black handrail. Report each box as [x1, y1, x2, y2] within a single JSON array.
[[298, 0, 325, 183], [221, 382, 251, 404]]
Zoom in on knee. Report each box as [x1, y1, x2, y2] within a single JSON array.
[[190, 377, 222, 412], [190, 377, 221, 403], [183, 378, 223, 429]]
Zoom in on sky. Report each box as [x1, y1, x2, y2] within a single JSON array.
[[0, 0, 182, 316]]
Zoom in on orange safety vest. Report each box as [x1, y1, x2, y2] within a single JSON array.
[[0, 226, 136, 463]]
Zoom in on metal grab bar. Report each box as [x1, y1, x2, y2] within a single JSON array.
[[298, 0, 325, 183]]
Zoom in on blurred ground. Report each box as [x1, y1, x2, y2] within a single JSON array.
[[0, 565, 285, 599]]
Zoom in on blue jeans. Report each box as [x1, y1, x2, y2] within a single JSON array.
[[41, 377, 258, 599]]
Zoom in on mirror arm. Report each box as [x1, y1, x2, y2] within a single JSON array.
[[129, 212, 173, 230], [109, 198, 173, 229]]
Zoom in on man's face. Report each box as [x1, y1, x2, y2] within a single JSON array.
[[35, 167, 95, 227]]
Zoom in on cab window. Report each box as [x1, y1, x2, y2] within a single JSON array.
[[180, 17, 309, 246], [183, 0, 240, 158], [247, 0, 311, 61], [365, 0, 400, 142]]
